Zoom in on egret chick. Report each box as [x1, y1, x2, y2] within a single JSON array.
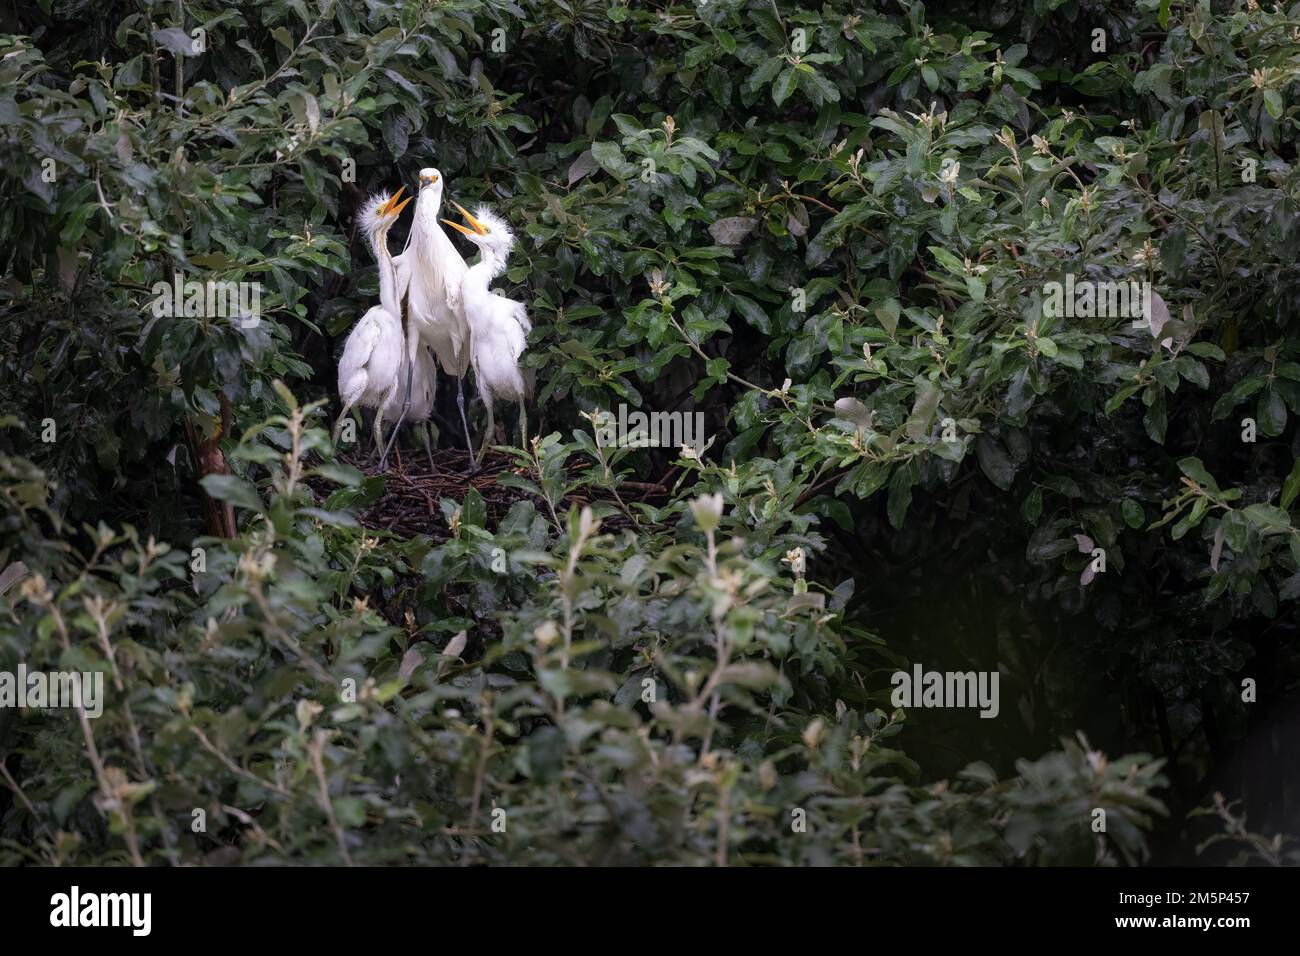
[[334, 187, 412, 453], [442, 203, 531, 466]]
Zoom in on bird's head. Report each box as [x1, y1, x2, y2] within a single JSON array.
[[418, 168, 443, 198], [358, 187, 412, 240], [441, 202, 515, 258], [409, 168, 447, 239]]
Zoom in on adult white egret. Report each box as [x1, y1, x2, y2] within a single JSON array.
[[334, 187, 412, 453], [383, 168, 475, 470], [441, 202, 531, 466]]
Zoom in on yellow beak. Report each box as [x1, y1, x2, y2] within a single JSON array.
[[440, 201, 487, 237], [380, 186, 410, 220], [419, 172, 439, 188]]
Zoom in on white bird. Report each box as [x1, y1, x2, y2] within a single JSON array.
[[333, 187, 412, 453], [383, 167, 475, 470], [442, 202, 531, 466], [381, 341, 439, 473]]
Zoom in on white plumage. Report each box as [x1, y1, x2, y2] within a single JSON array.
[[381, 341, 440, 471], [383, 342, 437, 421], [394, 177, 469, 377], [334, 188, 411, 451], [383, 167, 476, 469], [442, 203, 531, 464]]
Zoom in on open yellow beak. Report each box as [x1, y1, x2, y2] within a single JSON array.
[[380, 185, 410, 220], [441, 201, 487, 238]]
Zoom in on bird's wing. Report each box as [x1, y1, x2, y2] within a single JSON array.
[[337, 310, 386, 401], [432, 225, 468, 314], [467, 299, 530, 403], [346, 310, 384, 362], [508, 298, 531, 335]]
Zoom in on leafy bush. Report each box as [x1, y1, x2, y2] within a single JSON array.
[[2, 0, 1297, 865]]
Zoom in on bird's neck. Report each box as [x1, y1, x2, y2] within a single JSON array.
[[372, 233, 400, 317], [466, 246, 508, 294], [410, 213, 452, 287]]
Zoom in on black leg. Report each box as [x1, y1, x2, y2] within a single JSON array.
[[379, 354, 415, 471], [456, 377, 477, 474], [421, 422, 437, 475]]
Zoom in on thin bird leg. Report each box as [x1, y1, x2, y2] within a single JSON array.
[[333, 403, 353, 446], [372, 407, 385, 463], [456, 376, 477, 474], [378, 351, 415, 471], [518, 403, 528, 450], [476, 401, 495, 468], [420, 422, 437, 475]]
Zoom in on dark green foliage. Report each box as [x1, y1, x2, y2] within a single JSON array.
[[2, 0, 1297, 866]]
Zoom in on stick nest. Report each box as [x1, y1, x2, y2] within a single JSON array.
[[319, 447, 672, 542]]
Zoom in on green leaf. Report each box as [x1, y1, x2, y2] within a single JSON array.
[[299, 508, 358, 528], [905, 379, 941, 440], [1242, 503, 1291, 536], [976, 435, 1017, 491], [1221, 511, 1249, 552], [772, 68, 798, 106], [1258, 388, 1287, 437], [716, 661, 783, 690], [199, 474, 262, 513], [928, 245, 966, 277], [1263, 89, 1284, 120], [887, 462, 916, 529], [461, 488, 487, 528], [1212, 376, 1266, 420], [750, 56, 784, 88], [802, 69, 840, 104], [1177, 457, 1220, 493], [731, 295, 771, 334], [1021, 487, 1043, 524], [115, 54, 144, 88], [875, 299, 900, 336], [1172, 497, 1208, 540], [1281, 458, 1300, 510], [308, 464, 364, 487]]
